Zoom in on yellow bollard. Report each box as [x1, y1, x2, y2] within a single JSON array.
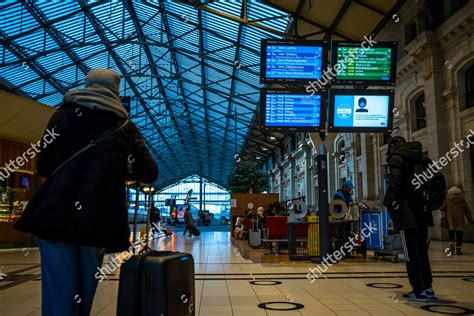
[[307, 216, 320, 256]]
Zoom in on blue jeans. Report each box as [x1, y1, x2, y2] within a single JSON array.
[[37, 238, 105, 316]]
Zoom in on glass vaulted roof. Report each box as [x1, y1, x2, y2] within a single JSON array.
[[0, 1, 289, 188]]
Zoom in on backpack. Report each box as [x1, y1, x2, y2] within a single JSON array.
[[413, 158, 447, 212], [425, 172, 446, 211]]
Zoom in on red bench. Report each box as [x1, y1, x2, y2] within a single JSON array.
[[263, 216, 288, 254]]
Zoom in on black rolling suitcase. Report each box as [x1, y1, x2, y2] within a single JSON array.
[[189, 225, 201, 237], [117, 184, 195, 316]]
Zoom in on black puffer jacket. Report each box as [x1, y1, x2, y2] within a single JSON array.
[[14, 102, 158, 252], [383, 142, 434, 231]]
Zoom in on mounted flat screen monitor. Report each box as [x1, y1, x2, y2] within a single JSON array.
[[331, 41, 398, 85], [260, 89, 326, 132], [260, 39, 328, 84], [328, 89, 394, 133]]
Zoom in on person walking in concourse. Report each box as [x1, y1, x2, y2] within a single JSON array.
[[14, 69, 158, 316], [383, 136, 435, 302], [441, 186, 473, 255], [183, 206, 193, 237]]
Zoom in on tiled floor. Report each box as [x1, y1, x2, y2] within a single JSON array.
[[1, 231, 474, 315]]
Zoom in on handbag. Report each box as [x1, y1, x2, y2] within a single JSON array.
[[14, 119, 129, 233]]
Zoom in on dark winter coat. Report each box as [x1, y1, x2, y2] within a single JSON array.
[[184, 211, 193, 226], [383, 142, 434, 231], [440, 193, 473, 230], [14, 102, 158, 252]]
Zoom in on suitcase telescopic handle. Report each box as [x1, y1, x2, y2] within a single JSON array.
[[140, 184, 154, 254], [132, 181, 141, 249]]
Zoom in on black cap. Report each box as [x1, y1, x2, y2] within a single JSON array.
[[386, 136, 406, 155]]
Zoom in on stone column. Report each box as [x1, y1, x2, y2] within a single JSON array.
[[303, 145, 313, 208], [419, 32, 451, 159], [289, 155, 296, 201]]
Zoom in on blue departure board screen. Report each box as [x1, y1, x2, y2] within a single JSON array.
[[260, 40, 327, 84], [266, 46, 323, 79], [264, 93, 323, 129]]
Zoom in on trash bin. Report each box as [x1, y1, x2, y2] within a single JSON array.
[[288, 219, 319, 261]]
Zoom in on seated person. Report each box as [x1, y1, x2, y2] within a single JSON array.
[[244, 209, 254, 219], [264, 204, 275, 217]]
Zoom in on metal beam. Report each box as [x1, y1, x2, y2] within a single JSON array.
[[217, 0, 245, 180], [77, 0, 187, 175], [175, 0, 291, 39], [0, 30, 68, 94], [198, 9, 212, 176], [156, 0, 202, 170], [287, 0, 305, 38], [370, 0, 406, 37], [323, 0, 353, 41], [21, 0, 90, 76], [261, 0, 355, 41], [124, 1, 196, 172], [353, 0, 387, 16], [5, 2, 104, 42], [142, 2, 260, 55]]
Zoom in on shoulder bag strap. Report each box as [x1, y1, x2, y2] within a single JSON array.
[[50, 119, 129, 177]]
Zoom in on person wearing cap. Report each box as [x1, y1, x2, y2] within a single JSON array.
[[333, 180, 354, 206], [383, 136, 435, 302], [14, 69, 158, 315]]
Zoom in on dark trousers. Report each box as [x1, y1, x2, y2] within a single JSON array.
[[448, 230, 464, 247], [183, 224, 192, 236], [400, 227, 433, 294], [38, 238, 105, 316]]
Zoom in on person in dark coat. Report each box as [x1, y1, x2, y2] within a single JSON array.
[[383, 136, 434, 302], [14, 69, 158, 316], [440, 186, 473, 255], [183, 206, 193, 237]]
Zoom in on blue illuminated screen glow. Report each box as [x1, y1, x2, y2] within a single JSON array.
[[332, 94, 390, 128], [265, 45, 323, 80], [265, 94, 322, 128]]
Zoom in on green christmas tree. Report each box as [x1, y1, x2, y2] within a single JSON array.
[[229, 161, 269, 193]]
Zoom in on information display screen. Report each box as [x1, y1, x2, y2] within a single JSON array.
[[260, 39, 328, 84], [328, 89, 394, 132], [260, 89, 326, 131], [331, 41, 397, 85]]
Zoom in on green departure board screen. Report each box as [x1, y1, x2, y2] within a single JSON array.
[[333, 44, 396, 85]]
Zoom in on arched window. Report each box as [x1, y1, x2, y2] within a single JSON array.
[[424, 0, 468, 29], [414, 94, 427, 130], [337, 139, 345, 164], [465, 65, 474, 108]]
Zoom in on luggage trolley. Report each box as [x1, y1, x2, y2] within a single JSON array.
[[359, 202, 403, 263]]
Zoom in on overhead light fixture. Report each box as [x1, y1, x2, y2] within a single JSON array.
[[256, 156, 262, 160], [142, 186, 155, 193], [269, 135, 276, 141], [262, 146, 268, 151]]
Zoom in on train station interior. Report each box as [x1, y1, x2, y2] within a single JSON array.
[[1, 0, 474, 315]]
